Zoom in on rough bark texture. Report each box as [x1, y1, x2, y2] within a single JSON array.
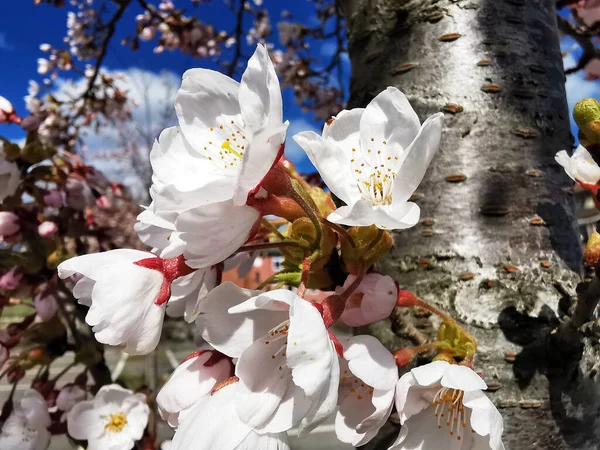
[[341, 0, 600, 448]]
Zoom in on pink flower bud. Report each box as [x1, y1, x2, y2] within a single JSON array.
[[0, 268, 23, 290], [38, 221, 58, 238], [0, 212, 19, 237], [43, 190, 64, 207], [139, 26, 156, 41], [0, 95, 20, 124], [21, 114, 43, 131], [33, 292, 58, 321], [95, 195, 111, 209]]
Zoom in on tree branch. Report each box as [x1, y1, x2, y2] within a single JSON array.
[[227, 0, 247, 77], [84, 0, 132, 99], [557, 14, 600, 74]]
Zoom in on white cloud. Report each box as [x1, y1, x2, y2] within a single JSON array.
[[51, 67, 180, 199], [0, 32, 14, 51]]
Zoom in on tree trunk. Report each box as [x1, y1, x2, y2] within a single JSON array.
[[341, 0, 600, 448]]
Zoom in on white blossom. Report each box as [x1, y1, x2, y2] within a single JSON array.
[[294, 87, 443, 230], [156, 349, 231, 427], [555, 145, 600, 185], [0, 390, 51, 450], [391, 361, 504, 450], [170, 383, 289, 450], [196, 283, 340, 434], [58, 250, 194, 354], [67, 384, 149, 450], [335, 336, 398, 446]]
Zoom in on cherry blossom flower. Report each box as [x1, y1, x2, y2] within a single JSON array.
[[335, 335, 398, 446], [0, 96, 20, 124], [56, 384, 87, 413], [555, 145, 600, 185], [156, 349, 232, 427], [391, 361, 504, 450], [294, 87, 443, 230], [58, 249, 194, 354], [171, 383, 290, 450], [67, 384, 149, 450], [338, 273, 397, 327], [196, 283, 340, 434], [0, 268, 23, 290], [0, 158, 20, 202], [33, 291, 58, 322], [37, 221, 58, 238], [0, 211, 20, 237], [155, 44, 288, 268], [0, 390, 51, 450]]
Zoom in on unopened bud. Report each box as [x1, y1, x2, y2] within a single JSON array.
[[20, 347, 51, 369], [341, 225, 393, 274], [38, 221, 58, 238], [0, 212, 20, 237], [393, 348, 416, 367], [396, 290, 420, 308], [584, 231, 600, 266], [574, 98, 600, 146]]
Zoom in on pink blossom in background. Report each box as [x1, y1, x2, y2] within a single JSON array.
[[38, 221, 58, 238], [95, 194, 112, 209], [0, 268, 23, 290], [0, 212, 20, 237], [33, 292, 58, 321], [43, 190, 64, 207]]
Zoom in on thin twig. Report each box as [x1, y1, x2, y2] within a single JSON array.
[[227, 0, 247, 77], [84, 0, 132, 99]]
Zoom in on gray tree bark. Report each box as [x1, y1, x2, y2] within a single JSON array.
[[340, 0, 600, 448]]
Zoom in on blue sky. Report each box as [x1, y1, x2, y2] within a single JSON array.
[[0, 2, 596, 192]]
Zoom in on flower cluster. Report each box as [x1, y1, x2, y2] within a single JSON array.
[[52, 43, 505, 450]]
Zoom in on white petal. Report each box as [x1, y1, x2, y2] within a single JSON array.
[[371, 203, 421, 231], [326, 200, 378, 227], [196, 282, 289, 358], [157, 351, 231, 427], [440, 365, 487, 392], [293, 131, 359, 205], [391, 113, 444, 204], [411, 361, 449, 387], [67, 400, 105, 441], [177, 199, 260, 268], [233, 121, 288, 205], [463, 390, 505, 450], [298, 341, 340, 436], [150, 126, 231, 196], [228, 288, 296, 313], [394, 373, 432, 425], [171, 384, 289, 450], [57, 249, 150, 281], [235, 332, 294, 431], [344, 335, 398, 390], [239, 44, 283, 133], [388, 405, 468, 450], [175, 68, 241, 153], [555, 150, 576, 181], [285, 297, 332, 397], [336, 386, 394, 447], [85, 263, 165, 355], [359, 87, 420, 153]]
